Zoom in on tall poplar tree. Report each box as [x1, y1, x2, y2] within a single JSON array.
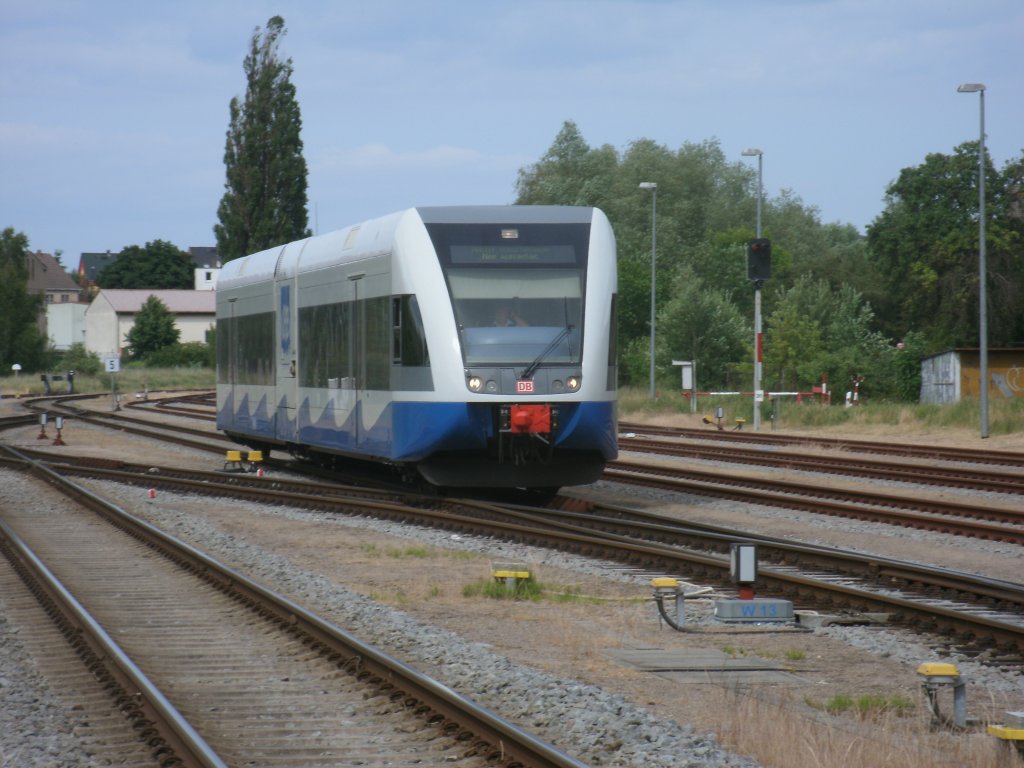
[[215, 16, 310, 263]]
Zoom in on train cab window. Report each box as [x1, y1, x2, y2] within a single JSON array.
[[446, 268, 583, 366], [427, 220, 590, 367]]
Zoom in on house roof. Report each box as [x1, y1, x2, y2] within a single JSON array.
[[26, 251, 81, 294], [78, 251, 118, 284], [96, 289, 216, 314], [188, 246, 220, 268]]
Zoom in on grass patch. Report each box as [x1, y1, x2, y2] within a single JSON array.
[[386, 546, 431, 558], [463, 576, 544, 601], [809, 693, 916, 719], [783, 649, 806, 661], [618, 384, 1024, 436]]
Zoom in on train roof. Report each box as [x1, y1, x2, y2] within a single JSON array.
[[415, 205, 596, 224], [216, 205, 600, 292]]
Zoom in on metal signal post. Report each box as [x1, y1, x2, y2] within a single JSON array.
[[742, 149, 765, 430]]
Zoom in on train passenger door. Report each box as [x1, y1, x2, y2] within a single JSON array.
[[276, 280, 298, 443], [335, 274, 363, 446]]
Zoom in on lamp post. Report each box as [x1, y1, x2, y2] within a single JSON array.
[[957, 83, 988, 439], [639, 182, 658, 399], [742, 148, 764, 430]]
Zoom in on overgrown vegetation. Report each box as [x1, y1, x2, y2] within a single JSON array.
[[617, 385, 1024, 436], [517, 121, 1024, 400], [463, 576, 545, 601], [808, 692, 916, 719]]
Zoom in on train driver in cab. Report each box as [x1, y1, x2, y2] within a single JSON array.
[[494, 303, 528, 327]]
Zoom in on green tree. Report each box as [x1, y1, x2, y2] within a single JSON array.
[[215, 15, 310, 262], [866, 142, 1024, 349], [654, 266, 748, 389], [764, 276, 897, 399], [97, 240, 194, 289], [0, 227, 48, 371], [125, 296, 180, 360]]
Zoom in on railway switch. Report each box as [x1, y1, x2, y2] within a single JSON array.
[[52, 415, 66, 446], [917, 662, 967, 729], [491, 561, 531, 592], [650, 578, 712, 631], [247, 451, 264, 473], [988, 711, 1024, 755], [224, 450, 244, 471], [651, 577, 686, 630]]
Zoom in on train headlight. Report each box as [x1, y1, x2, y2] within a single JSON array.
[[486, 379, 498, 393], [468, 375, 482, 392], [566, 376, 581, 391], [552, 380, 564, 393]]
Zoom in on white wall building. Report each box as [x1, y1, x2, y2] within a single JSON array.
[[85, 289, 216, 357], [47, 302, 88, 350], [194, 266, 220, 291]]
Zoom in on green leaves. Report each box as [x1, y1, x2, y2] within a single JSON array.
[[125, 296, 180, 360], [216, 16, 310, 262], [96, 240, 193, 289], [867, 141, 1024, 348]]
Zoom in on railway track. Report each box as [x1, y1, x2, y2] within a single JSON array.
[[0, 447, 589, 768], [4, 391, 1024, 763], [602, 459, 1024, 544], [620, 420, 1024, 468], [618, 434, 1024, 495], [6, 443, 1023, 661]]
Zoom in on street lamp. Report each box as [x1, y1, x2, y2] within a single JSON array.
[[639, 182, 658, 399], [741, 148, 764, 430], [957, 83, 988, 439]]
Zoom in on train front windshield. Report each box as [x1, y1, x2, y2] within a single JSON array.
[[427, 223, 589, 367]]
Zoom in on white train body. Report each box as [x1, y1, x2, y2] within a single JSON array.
[[216, 205, 617, 489]]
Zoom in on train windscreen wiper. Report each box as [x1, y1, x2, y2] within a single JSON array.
[[521, 325, 574, 381]]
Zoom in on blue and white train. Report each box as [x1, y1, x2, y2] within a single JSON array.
[[215, 205, 618, 491]]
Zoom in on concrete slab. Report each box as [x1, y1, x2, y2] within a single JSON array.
[[605, 647, 808, 685]]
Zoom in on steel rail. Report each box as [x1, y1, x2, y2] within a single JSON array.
[[0, 510, 228, 767], [15, 447, 1023, 657], [620, 421, 1024, 468], [605, 459, 1024, 533], [1, 443, 591, 768], [620, 435, 1024, 495]]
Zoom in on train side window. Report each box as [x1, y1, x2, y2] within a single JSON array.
[[392, 295, 429, 367]]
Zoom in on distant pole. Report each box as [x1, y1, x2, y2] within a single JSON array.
[[742, 149, 764, 430], [640, 182, 658, 399], [958, 83, 988, 438]]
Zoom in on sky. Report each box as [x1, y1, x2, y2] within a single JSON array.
[[3, 0, 1020, 267]]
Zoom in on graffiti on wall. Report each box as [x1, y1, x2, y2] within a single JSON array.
[[992, 367, 1024, 399]]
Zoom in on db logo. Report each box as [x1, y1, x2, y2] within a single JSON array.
[[516, 380, 535, 393]]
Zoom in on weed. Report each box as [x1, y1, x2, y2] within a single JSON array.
[[463, 576, 544, 601]]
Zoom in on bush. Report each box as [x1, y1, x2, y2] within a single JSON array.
[[59, 343, 103, 376], [144, 342, 213, 368]]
